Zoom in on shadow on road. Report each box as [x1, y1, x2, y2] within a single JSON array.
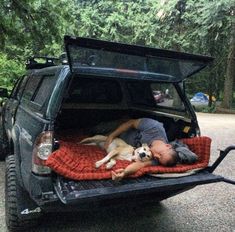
[[30, 203, 174, 232]]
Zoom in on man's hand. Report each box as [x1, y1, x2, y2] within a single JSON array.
[[111, 169, 125, 181], [104, 135, 114, 150], [104, 119, 140, 150], [111, 161, 152, 181]]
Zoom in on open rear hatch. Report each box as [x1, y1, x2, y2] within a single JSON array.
[[54, 171, 223, 205], [64, 35, 213, 82]]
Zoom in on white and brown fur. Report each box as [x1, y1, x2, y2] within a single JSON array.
[[80, 135, 152, 169]]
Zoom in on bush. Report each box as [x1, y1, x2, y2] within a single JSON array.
[[201, 104, 217, 113], [0, 53, 25, 90]]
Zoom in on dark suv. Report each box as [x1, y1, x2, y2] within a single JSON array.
[[0, 36, 234, 231]]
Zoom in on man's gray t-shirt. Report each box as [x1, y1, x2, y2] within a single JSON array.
[[120, 118, 168, 147]]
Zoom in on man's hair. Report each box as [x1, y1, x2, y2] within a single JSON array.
[[165, 149, 178, 167]]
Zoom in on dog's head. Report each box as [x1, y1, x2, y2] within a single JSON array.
[[133, 144, 152, 162]]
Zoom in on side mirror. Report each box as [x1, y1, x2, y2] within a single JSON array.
[[0, 88, 8, 98]]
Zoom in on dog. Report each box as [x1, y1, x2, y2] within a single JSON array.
[[80, 135, 152, 169]]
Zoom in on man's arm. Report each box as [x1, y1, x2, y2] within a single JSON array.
[[111, 160, 152, 181], [104, 119, 140, 148]]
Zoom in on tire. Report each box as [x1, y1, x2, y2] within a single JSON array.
[[0, 124, 8, 161], [5, 155, 42, 231]]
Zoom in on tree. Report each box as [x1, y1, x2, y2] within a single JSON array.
[[0, 0, 79, 58], [0, 53, 24, 89], [178, 0, 233, 107], [0, 0, 79, 88], [0, 0, 234, 109], [221, 7, 235, 108], [76, 1, 162, 46]]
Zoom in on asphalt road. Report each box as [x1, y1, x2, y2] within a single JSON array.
[[0, 113, 234, 232]]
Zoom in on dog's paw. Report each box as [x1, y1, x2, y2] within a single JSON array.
[[105, 162, 114, 169], [106, 160, 116, 169], [95, 161, 102, 168]]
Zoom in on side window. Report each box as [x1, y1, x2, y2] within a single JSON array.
[[22, 75, 42, 101], [33, 75, 56, 106], [9, 75, 29, 100], [16, 75, 29, 100], [10, 77, 23, 99], [150, 83, 185, 110]]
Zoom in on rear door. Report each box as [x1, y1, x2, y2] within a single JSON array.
[[64, 35, 213, 82], [4, 75, 29, 138]]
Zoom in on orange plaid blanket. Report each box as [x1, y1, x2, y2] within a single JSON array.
[[45, 136, 211, 180]]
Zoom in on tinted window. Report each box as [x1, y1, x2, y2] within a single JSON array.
[[67, 40, 209, 81], [22, 75, 42, 100], [10, 75, 29, 100], [127, 82, 156, 107], [150, 83, 185, 110], [66, 78, 122, 104], [33, 75, 56, 105], [10, 77, 22, 99]]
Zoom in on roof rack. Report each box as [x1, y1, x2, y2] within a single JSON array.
[[26, 56, 63, 70]]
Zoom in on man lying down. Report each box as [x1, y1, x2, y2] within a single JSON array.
[[88, 118, 198, 181]]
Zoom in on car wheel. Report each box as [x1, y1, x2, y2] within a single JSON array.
[[0, 124, 8, 161], [5, 155, 42, 231]]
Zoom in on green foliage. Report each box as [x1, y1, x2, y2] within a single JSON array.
[[0, 0, 234, 108], [77, 1, 162, 45], [201, 104, 217, 113], [0, 0, 79, 89], [0, 53, 24, 90], [0, 0, 79, 58]]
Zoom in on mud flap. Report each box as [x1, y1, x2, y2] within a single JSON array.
[[16, 181, 43, 220]]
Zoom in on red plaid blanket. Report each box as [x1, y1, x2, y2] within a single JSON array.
[[45, 136, 211, 180]]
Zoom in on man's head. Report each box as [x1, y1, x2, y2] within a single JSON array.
[[150, 140, 178, 166]]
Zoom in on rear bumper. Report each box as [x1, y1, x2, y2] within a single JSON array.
[[54, 171, 223, 205], [28, 144, 235, 213], [35, 171, 223, 213], [30, 171, 224, 213]]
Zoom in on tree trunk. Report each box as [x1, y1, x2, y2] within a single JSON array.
[[208, 63, 216, 107], [221, 10, 235, 109]]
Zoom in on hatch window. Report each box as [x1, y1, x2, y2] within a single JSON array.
[[65, 36, 213, 82], [66, 78, 122, 104], [150, 83, 185, 110]]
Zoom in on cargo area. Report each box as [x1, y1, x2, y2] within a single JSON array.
[[48, 74, 215, 205], [54, 75, 197, 142], [49, 105, 220, 206]]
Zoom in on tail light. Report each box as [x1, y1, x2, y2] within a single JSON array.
[[32, 131, 53, 175]]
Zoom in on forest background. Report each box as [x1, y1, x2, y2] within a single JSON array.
[[0, 0, 234, 111]]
